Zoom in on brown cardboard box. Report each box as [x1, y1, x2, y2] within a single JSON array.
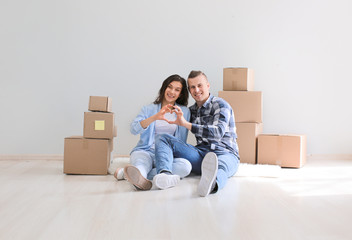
[[218, 91, 262, 123], [109, 137, 114, 151], [63, 136, 112, 174], [257, 134, 307, 168], [89, 96, 112, 112], [84, 112, 115, 139], [236, 122, 263, 164], [223, 68, 254, 91]]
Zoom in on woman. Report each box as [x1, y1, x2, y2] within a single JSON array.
[[114, 74, 191, 190]]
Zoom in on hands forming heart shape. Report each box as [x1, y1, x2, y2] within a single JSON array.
[[157, 104, 185, 126]]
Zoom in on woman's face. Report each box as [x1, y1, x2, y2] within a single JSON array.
[[163, 81, 183, 104]]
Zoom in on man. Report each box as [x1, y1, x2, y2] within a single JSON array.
[[152, 70, 240, 196]]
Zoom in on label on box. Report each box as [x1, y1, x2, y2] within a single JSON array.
[[95, 120, 105, 130]]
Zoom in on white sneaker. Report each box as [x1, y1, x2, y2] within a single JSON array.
[[114, 167, 125, 180], [198, 152, 218, 197], [153, 173, 180, 190]]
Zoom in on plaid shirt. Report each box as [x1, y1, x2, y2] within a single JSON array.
[[190, 94, 239, 156]]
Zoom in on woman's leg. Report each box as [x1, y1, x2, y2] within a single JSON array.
[[172, 158, 192, 178], [130, 150, 153, 179], [147, 157, 192, 180]]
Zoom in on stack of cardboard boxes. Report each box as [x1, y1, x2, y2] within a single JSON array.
[[219, 68, 306, 168], [64, 96, 117, 174], [219, 68, 263, 164]]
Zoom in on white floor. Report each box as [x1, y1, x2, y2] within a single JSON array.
[[0, 157, 352, 240]]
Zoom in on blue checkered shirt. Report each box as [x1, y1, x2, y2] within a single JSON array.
[[190, 94, 239, 156]]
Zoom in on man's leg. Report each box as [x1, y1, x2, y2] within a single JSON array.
[[154, 133, 204, 174], [214, 152, 240, 191], [153, 134, 204, 190], [198, 151, 239, 196]]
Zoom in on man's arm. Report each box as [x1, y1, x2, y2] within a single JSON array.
[[191, 102, 232, 141]]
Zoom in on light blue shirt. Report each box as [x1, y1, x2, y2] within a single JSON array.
[[130, 103, 190, 154]]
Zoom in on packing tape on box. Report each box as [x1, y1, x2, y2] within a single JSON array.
[[95, 120, 105, 131], [232, 81, 238, 90]]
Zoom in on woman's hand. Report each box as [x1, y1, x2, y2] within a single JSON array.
[[155, 104, 172, 121], [166, 105, 192, 130], [139, 105, 171, 129]]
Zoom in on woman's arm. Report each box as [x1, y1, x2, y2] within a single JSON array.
[[130, 104, 172, 134]]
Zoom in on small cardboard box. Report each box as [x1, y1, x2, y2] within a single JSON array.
[[63, 136, 112, 174], [218, 91, 262, 123], [223, 68, 254, 91], [84, 112, 115, 139], [89, 96, 112, 112], [257, 134, 307, 168], [236, 122, 263, 164]]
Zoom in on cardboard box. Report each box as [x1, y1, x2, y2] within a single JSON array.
[[84, 112, 115, 139], [223, 68, 254, 91], [109, 137, 114, 151], [257, 134, 307, 168], [89, 96, 112, 112], [63, 136, 112, 174], [218, 91, 262, 123], [236, 122, 263, 164]]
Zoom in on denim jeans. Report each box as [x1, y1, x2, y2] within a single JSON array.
[[130, 150, 192, 180], [155, 134, 240, 190]]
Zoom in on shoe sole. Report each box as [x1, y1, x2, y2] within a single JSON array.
[[124, 166, 152, 190], [198, 152, 218, 197], [153, 173, 180, 190]]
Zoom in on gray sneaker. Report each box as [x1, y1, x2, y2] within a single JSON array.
[[198, 152, 218, 197], [124, 166, 152, 190]]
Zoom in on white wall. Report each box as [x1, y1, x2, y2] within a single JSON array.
[[1, 0, 351, 155]]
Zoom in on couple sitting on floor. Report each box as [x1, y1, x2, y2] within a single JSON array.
[[114, 70, 240, 197]]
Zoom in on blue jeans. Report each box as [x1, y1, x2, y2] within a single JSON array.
[[155, 134, 240, 190], [130, 150, 192, 180]]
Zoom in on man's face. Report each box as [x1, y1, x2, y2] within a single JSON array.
[[187, 74, 210, 106]]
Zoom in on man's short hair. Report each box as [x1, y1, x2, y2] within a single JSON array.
[[188, 70, 207, 80]]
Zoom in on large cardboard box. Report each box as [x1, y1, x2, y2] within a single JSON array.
[[223, 68, 254, 91], [63, 136, 112, 174], [257, 134, 307, 168], [236, 122, 263, 164], [84, 112, 115, 139], [218, 91, 262, 123], [89, 96, 112, 112]]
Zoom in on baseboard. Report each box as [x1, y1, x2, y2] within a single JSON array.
[[0, 153, 130, 161], [307, 154, 352, 160], [0, 154, 351, 161], [0, 154, 64, 161]]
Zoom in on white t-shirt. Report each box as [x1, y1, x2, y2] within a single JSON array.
[[150, 112, 178, 150], [155, 112, 177, 135]]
